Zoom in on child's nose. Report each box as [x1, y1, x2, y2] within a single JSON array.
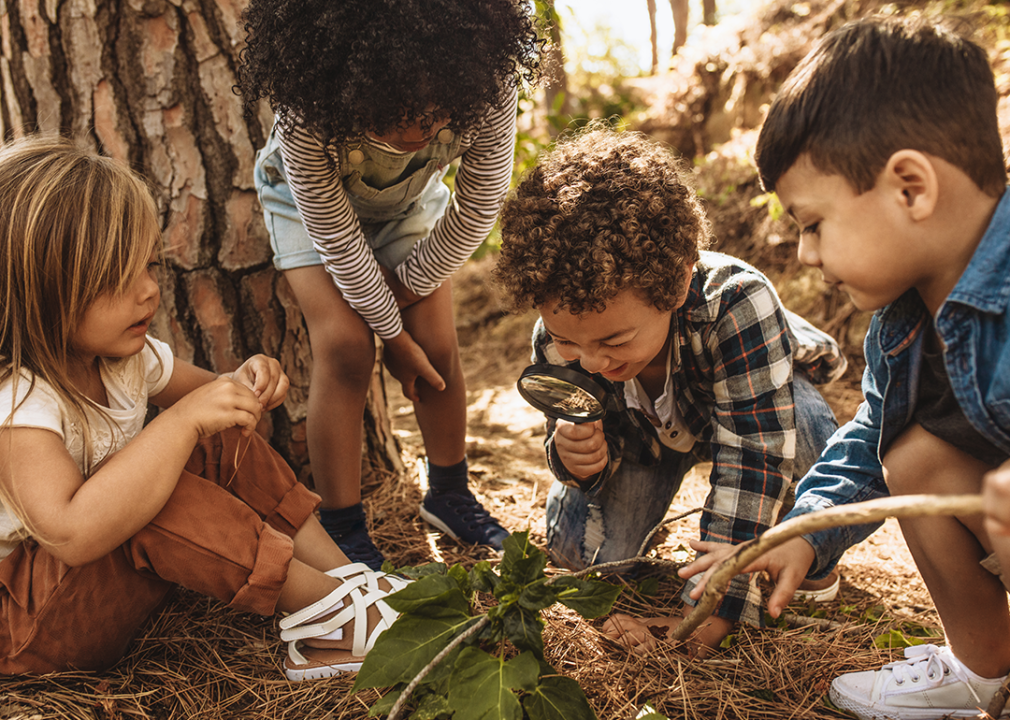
[[579, 349, 610, 374], [797, 235, 820, 267]]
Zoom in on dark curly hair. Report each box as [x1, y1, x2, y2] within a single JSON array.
[[494, 127, 711, 315], [237, 0, 542, 145]]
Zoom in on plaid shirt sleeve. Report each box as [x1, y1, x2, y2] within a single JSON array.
[[679, 276, 799, 627]]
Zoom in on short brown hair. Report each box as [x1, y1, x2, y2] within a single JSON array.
[[755, 14, 1006, 197], [494, 127, 710, 315]]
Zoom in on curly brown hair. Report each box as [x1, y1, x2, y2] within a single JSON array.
[[494, 127, 710, 315], [237, 0, 542, 147]]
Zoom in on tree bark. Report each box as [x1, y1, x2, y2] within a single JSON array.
[[0, 0, 403, 483]]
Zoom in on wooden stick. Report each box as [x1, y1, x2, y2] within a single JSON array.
[[670, 493, 983, 642]]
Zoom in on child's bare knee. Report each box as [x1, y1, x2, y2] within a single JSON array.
[[883, 423, 988, 495]]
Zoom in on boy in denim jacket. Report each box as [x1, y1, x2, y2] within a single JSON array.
[[682, 15, 1010, 719]]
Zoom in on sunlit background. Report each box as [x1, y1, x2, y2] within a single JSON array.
[[555, 0, 746, 74]]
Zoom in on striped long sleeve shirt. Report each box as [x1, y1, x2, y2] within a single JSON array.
[[276, 88, 519, 339]]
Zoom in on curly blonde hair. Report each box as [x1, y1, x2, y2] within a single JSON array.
[[494, 127, 710, 315]]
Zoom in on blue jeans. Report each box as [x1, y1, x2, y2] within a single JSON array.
[[545, 373, 839, 569]]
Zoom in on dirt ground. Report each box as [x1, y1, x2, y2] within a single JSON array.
[[369, 256, 941, 717]]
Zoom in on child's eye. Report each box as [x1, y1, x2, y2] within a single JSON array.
[[801, 221, 820, 236], [602, 341, 628, 349]]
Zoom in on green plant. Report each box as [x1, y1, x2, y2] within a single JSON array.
[[353, 531, 622, 719]]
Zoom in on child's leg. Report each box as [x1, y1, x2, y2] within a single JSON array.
[[279, 264, 384, 567], [0, 541, 174, 673], [400, 278, 467, 466], [403, 280, 509, 548], [829, 423, 1010, 718], [545, 446, 696, 569], [185, 427, 350, 572], [882, 423, 1010, 678]]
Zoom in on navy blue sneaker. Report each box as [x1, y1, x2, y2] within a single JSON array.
[[419, 489, 510, 549], [333, 522, 386, 571]]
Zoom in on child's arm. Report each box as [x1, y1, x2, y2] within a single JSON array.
[[0, 352, 289, 567], [553, 419, 608, 480], [150, 354, 289, 412], [679, 537, 817, 618], [0, 375, 262, 566]]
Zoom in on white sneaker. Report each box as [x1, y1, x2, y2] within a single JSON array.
[[829, 645, 1008, 720]]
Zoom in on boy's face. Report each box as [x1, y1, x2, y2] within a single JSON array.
[[539, 289, 675, 384], [776, 154, 920, 312]]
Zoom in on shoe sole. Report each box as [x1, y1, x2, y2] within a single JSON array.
[[792, 574, 841, 603], [284, 660, 363, 681], [418, 503, 463, 541], [828, 684, 1005, 719]]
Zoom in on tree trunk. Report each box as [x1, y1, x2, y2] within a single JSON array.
[[647, 0, 659, 75], [0, 0, 403, 484], [539, 0, 570, 123]]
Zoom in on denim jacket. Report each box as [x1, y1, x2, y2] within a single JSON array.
[[784, 189, 1010, 577]]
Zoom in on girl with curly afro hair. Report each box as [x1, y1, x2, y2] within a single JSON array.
[[238, 0, 542, 570], [494, 126, 847, 656]]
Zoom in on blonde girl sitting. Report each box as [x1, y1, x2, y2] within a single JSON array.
[[0, 136, 405, 680]]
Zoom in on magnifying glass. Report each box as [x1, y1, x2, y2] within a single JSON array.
[[516, 364, 609, 423]]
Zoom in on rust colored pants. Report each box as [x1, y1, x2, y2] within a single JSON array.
[[0, 427, 320, 674]]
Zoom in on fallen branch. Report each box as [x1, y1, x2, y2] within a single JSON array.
[[671, 493, 983, 642], [387, 617, 489, 720]]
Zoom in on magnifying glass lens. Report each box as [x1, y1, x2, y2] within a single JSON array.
[[516, 365, 608, 423]]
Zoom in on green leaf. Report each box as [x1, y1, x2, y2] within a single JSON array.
[[499, 531, 535, 579], [550, 576, 622, 619], [469, 561, 500, 594], [523, 676, 598, 720], [873, 629, 925, 649], [384, 574, 470, 617], [353, 612, 480, 690], [502, 605, 545, 658], [519, 581, 559, 611], [446, 648, 539, 720], [412, 691, 454, 720], [636, 577, 660, 597], [385, 562, 448, 579], [448, 563, 472, 597], [368, 687, 401, 717]]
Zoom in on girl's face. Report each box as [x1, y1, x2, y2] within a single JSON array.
[[366, 111, 451, 153], [71, 260, 161, 363]]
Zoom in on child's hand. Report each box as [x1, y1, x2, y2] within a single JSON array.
[[380, 265, 424, 309], [230, 354, 289, 410], [601, 612, 734, 659], [383, 330, 446, 403], [983, 460, 1010, 538], [554, 419, 608, 480], [679, 537, 815, 618], [166, 375, 263, 438]]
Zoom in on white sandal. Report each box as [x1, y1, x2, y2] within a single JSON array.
[[279, 562, 410, 681]]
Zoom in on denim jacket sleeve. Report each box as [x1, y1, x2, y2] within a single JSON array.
[[782, 314, 891, 578]]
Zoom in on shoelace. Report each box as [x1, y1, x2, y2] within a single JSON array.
[[885, 645, 981, 704], [439, 492, 499, 528]]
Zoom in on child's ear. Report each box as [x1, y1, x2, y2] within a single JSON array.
[[881, 150, 938, 222]]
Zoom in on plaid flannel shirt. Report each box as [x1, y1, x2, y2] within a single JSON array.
[[533, 252, 847, 626]]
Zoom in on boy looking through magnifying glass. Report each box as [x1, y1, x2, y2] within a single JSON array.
[[492, 126, 846, 654]]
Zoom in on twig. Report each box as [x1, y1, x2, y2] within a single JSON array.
[[670, 493, 983, 643], [780, 613, 857, 634], [386, 617, 488, 720], [635, 507, 709, 557]]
